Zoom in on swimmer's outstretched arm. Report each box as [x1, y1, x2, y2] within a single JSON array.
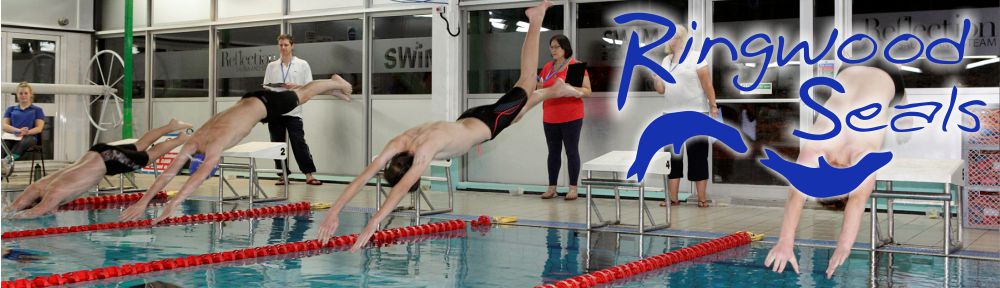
[[349, 152, 431, 252], [119, 144, 196, 221], [151, 151, 221, 224], [827, 174, 875, 278], [765, 146, 821, 274], [316, 142, 403, 243]]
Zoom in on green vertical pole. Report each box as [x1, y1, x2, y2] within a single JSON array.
[[122, 0, 134, 138]]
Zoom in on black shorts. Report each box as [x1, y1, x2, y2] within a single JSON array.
[[457, 87, 528, 140], [666, 136, 709, 182], [242, 90, 300, 123], [89, 143, 150, 176]]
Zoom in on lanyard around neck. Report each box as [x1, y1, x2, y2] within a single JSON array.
[[280, 60, 292, 83], [542, 59, 569, 83]]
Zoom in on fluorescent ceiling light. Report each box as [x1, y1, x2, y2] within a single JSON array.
[[965, 57, 999, 69], [899, 65, 922, 73], [40, 42, 55, 52]]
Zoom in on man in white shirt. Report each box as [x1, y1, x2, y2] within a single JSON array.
[[263, 34, 322, 185]]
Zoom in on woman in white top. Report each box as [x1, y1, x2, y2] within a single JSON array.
[[263, 34, 321, 185], [653, 25, 719, 208]]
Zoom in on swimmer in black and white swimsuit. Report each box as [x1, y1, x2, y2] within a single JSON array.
[[5, 119, 193, 218]]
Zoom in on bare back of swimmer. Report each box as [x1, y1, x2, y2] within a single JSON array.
[[5, 119, 192, 218], [120, 75, 353, 224]]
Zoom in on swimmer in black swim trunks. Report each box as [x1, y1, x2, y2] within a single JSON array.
[[120, 75, 353, 224], [316, 0, 583, 251], [5, 119, 193, 218]]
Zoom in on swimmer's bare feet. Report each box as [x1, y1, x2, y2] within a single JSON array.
[[167, 118, 193, 131], [550, 78, 582, 98], [525, 0, 552, 22], [330, 74, 353, 101], [176, 130, 191, 141]]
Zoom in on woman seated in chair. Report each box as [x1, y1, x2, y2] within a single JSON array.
[[2, 82, 45, 162]]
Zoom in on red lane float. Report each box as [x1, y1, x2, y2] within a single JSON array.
[[60, 191, 170, 208], [470, 215, 491, 227], [535, 231, 763, 288], [0, 219, 468, 288], [59, 198, 169, 211], [2, 202, 312, 240]]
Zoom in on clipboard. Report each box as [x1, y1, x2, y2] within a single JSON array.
[[566, 62, 587, 87]]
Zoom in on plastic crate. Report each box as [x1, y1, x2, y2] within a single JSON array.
[[965, 108, 999, 147], [140, 151, 178, 174], [963, 106, 999, 230], [964, 190, 1000, 229], [966, 150, 1000, 187]]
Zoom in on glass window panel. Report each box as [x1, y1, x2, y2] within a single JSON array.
[[95, 36, 147, 99], [372, 15, 433, 95], [466, 5, 564, 94], [153, 31, 209, 98], [289, 19, 364, 95], [712, 0, 801, 99], [577, 0, 687, 92], [217, 25, 281, 97], [10, 39, 57, 103], [713, 103, 800, 185], [852, 0, 999, 88]]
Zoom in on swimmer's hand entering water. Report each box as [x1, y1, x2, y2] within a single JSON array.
[[350, 222, 379, 253], [120, 199, 150, 221], [764, 240, 800, 274], [151, 200, 181, 225], [826, 245, 851, 278], [316, 214, 340, 244]]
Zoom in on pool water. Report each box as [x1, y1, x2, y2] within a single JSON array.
[[2, 200, 998, 287]]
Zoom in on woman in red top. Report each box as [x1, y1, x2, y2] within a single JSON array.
[[538, 35, 591, 201]]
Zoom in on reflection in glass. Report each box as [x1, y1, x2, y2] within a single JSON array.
[[577, 0, 687, 93], [712, 0, 801, 100], [852, 0, 999, 88], [217, 25, 281, 97], [290, 19, 364, 94], [713, 103, 799, 185], [10, 39, 57, 103], [153, 31, 210, 98], [372, 15, 433, 95], [95, 37, 147, 99], [467, 6, 564, 94]]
